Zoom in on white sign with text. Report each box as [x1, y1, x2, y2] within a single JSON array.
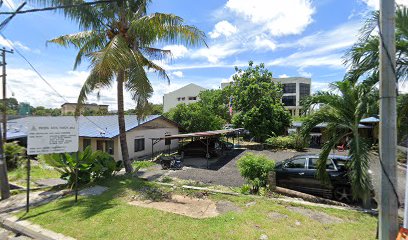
[[27, 117, 79, 155]]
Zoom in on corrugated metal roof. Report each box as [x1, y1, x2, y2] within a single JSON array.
[[5, 115, 163, 140], [291, 121, 372, 129], [360, 117, 380, 123]]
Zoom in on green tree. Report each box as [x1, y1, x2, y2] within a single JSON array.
[[398, 93, 408, 143], [228, 61, 291, 142], [198, 89, 230, 122], [165, 103, 224, 133], [345, 6, 408, 83], [45, 0, 206, 173], [300, 80, 376, 203]]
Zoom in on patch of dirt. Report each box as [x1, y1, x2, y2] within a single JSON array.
[[129, 194, 219, 218], [286, 206, 343, 224], [216, 201, 242, 214], [267, 212, 288, 219]]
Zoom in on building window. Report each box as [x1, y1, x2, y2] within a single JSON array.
[[134, 138, 145, 152], [188, 96, 197, 100], [181, 97, 185, 101], [177, 97, 181, 101], [283, 83, 296, 93], [106, 140, 114, 155], [282, 96, 296, 106], [299, 83, 311, 100], [83, 139, 91, 150], [97, 140, 104, 151]]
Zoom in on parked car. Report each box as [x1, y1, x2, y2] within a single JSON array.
[[275, 154, 372, 203]]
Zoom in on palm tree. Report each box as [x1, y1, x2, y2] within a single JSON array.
[[300, 80, 377, 203], [344, 5, 408, 83], [44, 0, 206, 173]]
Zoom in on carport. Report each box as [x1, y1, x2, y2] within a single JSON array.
[[150, 128, 243, 169]]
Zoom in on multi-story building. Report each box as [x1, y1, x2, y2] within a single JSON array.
[[274, 77, 311, 117], [221, 77, 311, 117], [61, 102, 109, 115], [163, 83, 207, 112]]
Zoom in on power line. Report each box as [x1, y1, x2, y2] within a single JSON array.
[[0, 33, 110, 135], [0, 0, 115, 15]]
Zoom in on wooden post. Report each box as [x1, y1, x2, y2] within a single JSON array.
[[268, 171, 276, 191]]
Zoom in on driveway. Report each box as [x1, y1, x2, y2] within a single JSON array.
[[168, 148, 320, 187]]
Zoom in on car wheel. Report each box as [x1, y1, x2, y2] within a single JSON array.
[[333, 186, 352, 203]]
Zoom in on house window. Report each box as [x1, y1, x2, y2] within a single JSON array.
[[106, 140, 114, 155], [181, 97, 185, 101], [134, 138, 145, 152], [177, 97, 181, 101], [188, 96, 197, 100], [282, 96, 296, 106], [83, 139, 91, 150], [283, 83, 296, 93], [97, 140, 104, 151]]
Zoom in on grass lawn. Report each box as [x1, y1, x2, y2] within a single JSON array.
[[8, 165, 61, 187], [16, 176, 377, 240], [132, 160, 157, 170]]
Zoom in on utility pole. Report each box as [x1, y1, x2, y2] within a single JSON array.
[[379, 0, 398, 239], [0, 47, 12, 200]]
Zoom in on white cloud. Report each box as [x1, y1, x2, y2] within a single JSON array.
[[254, 36, 276, 51], [163, 45, 188, 59], [312, 82, 331, 93], [169, 71, 183, 78], [225, 0, 315, 36], [0, 36, 32, 52], [209, 20, 238, 39], [362, 0, 408, 9], [298, 69, 312, 78], [190, 42, 243, 63], [279, 74, 290, 78]]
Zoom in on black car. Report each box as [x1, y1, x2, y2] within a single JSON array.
[[275, 155, 356, 202]]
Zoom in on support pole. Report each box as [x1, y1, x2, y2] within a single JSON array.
[[206, 137, 209, 169], [26, 157, 30, 212], [75, 152, 79, 202], [379, 0, 398, 238], [151, 139, 154, 161]]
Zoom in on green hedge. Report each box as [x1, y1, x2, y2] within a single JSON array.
[[265, 133, 308, 150]]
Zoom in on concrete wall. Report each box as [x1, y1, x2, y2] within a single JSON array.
[[79, 118, 179, 161], [163, 83, 207, 112]]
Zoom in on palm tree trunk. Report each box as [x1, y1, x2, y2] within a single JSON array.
[[117, 71, 133, 173]]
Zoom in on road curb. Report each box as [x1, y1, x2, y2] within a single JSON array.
[[0, 213, 75, 240]]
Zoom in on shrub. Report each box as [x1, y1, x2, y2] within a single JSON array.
[[44, 147, 121, 188], [237, 153, 275, 194], [4, 141, 25, 170], [92, 151, 122, 179], [240, 184, 251, 195], [265, 133, 308, 150]]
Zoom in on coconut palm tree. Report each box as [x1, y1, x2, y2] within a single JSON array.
[[344, 5, 408, 83], [300, 80, 377, 203], [43, 0, 206, 173]]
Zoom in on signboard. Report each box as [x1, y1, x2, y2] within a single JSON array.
[[27, 117, 79, 155]]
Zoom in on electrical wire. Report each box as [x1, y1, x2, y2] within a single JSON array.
[[0, 33, 110, 135], [0, 0, 115, 15]]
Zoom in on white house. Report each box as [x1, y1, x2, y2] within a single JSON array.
[[6, 115, 180, 161], [163, 83, 207, 112]]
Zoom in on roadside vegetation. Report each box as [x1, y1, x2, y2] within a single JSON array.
[[16, 175, 377, 240], [237, 153, 274, 194]]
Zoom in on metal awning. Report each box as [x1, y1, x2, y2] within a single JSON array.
[[150, 128, 244, 140]]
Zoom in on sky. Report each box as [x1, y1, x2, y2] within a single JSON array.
[[0, 0, 407, 110]]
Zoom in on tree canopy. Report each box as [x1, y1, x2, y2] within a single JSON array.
[[228, 61, 291, 142]]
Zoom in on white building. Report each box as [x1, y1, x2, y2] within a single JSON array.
[[163, 83, 207, 112], [221, 77, 311, 117], [7, 115, 180, 161]]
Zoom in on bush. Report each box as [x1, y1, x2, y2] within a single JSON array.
[[265, 133, 308, 150], [237, 153, 275, 194], [44, 147, 121, 188], [92, 151, 122, 179], [4, 141, 25, 170]]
